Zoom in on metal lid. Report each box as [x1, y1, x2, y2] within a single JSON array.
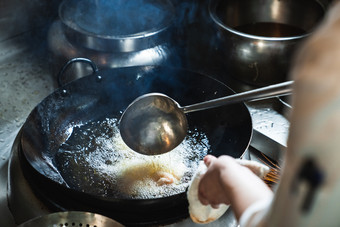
[[59, 0, 175, 52]]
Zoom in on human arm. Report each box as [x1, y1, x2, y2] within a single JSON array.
[[198, 155, 273, 221]]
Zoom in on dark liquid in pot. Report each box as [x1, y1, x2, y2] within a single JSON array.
[[234, 22, 306, 37]]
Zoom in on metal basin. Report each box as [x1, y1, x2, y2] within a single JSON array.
[[48, 0, 176, 84], [209, 0, 326, 86]]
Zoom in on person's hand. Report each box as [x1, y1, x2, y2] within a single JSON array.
[[198, 155, 244, 208], [198, 155, 273, 220]]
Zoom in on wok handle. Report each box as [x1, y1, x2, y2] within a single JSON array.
[[57, 58, 99, 87]]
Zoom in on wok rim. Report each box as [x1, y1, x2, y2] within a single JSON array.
[[20, 66, 253, 204]]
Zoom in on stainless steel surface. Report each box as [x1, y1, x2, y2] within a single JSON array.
[[0, 31, 55, 227], [246, 98, 290, 166], [0, 3, 58, 226], [18, 211, 124, 227], [251, 128, 287, 163], [120, 81, 292, 155], [209, 0, 326, 86], [7, 131, 51, 225]]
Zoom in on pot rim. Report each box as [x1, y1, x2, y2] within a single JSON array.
[[58, 0, 175, 52], [208, 0, 314, 41]]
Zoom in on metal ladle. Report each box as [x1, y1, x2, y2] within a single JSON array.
[[119, 81, 293, 155]]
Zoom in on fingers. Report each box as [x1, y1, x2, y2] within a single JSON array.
[[199, 155, 235, 208], [204, 155, 236, 167], [198, 175, 210, 206], [211, 204, 220, 209], [199, 192, 221, 209], [203, 155, 216, 167], [198, 192, 210, 206]]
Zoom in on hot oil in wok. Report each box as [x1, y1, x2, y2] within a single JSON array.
[[55, 118, 210, 199]]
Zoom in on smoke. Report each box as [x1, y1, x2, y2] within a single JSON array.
[[171, 0, 225, 78], [71, 0, 172, 36], [65, 0, 220, 71]]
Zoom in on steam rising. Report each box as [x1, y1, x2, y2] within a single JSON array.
[[67, 0, 173, 36]]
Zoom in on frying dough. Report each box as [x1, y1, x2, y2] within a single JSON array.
[[187, 159, 270, 224], [187, 161, 229, 224]]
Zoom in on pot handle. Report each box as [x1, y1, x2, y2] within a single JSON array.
[[57, 58, 99, 87]]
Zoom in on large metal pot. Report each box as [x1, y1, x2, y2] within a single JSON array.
[[20, 63, 252, 225], [209, 0, 326, 86], [48, 0, 176, 84]]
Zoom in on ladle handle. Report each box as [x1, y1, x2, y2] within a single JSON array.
[[182, 81, 293, 113]]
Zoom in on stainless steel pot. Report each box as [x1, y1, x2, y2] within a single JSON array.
[[48, 0, 176, 84], [209, 0, 327, 86]]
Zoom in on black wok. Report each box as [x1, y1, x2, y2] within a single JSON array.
[[20, 65, 252, 225]]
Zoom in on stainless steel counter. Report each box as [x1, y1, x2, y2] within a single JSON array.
[[0, 29, 55, 227]]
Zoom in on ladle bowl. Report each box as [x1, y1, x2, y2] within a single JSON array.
[[119, 81, 293, 155]]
